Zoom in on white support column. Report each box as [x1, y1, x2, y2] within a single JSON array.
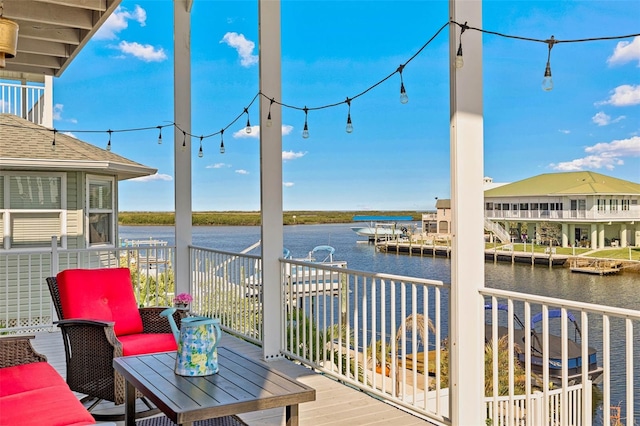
[[173, 0, 192, 295], [620, 223, 627, 248], [449, 1, 484, 423], [561, 223, 568, 248], [42, 76, 53, 128], [259, 0, 284, 360], [569, 223, 575, 246], [590, 224, 598, 250], [598, 224, 605, 249]]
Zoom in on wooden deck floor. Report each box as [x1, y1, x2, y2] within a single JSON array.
[[30, 330, 433, 426]]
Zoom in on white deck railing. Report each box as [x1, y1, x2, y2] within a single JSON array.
[[3, 244, 639, 425], [0, 241, 176, 331], [0, 81, 46, 125]]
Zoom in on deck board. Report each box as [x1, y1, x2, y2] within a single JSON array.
[[30, 330, 435, 426]]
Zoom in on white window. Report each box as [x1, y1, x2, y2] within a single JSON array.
[[1, 172, 66, 249], [87, 176, 115, 246]]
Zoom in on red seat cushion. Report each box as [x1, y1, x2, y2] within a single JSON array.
[[0, 362, 95, 425], [56, 268, 143, 336], [0, 362, 64, 397], [118, 333, 177, 356]]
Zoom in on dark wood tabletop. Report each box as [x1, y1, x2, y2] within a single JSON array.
[[113, 347, 315, 426]]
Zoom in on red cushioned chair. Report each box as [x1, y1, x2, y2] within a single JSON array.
[[46, 268, 182, 421]]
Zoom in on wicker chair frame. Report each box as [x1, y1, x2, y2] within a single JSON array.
[[46, 276, 183, 418], [0, 335, 47, 368]]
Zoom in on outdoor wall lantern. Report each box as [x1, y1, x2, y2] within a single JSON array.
[[0, 2, 18, 68]]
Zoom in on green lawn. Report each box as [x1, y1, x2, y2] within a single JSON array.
[[484, 243, 640, 261]]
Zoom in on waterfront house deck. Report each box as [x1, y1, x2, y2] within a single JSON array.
[[31, 329, 430, 426]]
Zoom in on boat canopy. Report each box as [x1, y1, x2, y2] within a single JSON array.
[[352, 215, 413, 222]]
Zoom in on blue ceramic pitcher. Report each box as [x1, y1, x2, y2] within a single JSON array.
[[160, 308, 222, 376]]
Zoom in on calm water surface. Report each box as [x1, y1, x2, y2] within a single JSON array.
[[120, 223, 639, 421]]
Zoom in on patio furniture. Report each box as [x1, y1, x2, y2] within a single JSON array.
[[0, 335, 96, 426], [46, 267, 184, 420], [113, 347, 316, 426]]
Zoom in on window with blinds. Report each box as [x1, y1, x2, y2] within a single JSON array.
[[1, 173, 64, 249]]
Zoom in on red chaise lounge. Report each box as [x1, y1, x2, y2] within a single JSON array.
[[0, 335, 96, 426]]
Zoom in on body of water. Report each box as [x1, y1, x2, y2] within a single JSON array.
[[120, 223, 639, 422]]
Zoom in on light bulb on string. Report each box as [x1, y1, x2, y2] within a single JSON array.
[[181, 131, 186, 152], [345, 98, 353, 133], [542, 36, 556, 92], [266, 98, 274, 128], [219, 129, 225, 154], [455, 21, 467, 69], [302, 107, 309, 139], [398, 65, 409, 104], [157, 126, 163, 144], [51, 129, 57, 151], [106, 130, 112, 151], [198, 136, 204, 158], [244, 108, 252, 134]]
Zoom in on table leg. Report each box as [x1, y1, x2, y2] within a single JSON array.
[[286, 404, 299, 426], [125, 379, 136, 426]]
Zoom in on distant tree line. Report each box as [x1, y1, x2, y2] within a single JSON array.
[[118, 211, 424, 226]]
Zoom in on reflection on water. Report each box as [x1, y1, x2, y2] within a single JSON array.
[[120, 223, 639, 422]]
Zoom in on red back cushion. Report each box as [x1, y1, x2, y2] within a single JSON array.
[[56, 268, 143, 336]]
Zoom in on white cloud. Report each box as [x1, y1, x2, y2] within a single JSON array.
[[53, 104, 64, 121], [592, 111, 626, 126], [61, 131, 76, 138], [282, 151, 306, 161], [607, 36, 640, 67], [206, 163, 231, 169], [220, 32, 258, 67], [235, 169, 249, 175], [232, 124, 295, 139], [52, 104, 77, 123], [283, 182, 295, 187], [95, 5, 146, 40], [130, 173, 173, 182], [558, 129, 570, 134], [233, 126, 260, 139], [117, 41, 167, 62], [550, 136, 640, 171], [597, 84, 640, 107]]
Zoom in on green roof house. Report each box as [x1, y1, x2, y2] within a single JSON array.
[[484, 171, 640, 249]]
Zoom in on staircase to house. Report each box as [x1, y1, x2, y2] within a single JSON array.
[[484, 216, 511, 243]]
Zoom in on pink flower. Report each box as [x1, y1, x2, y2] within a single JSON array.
[[173, 293, 193, 304]]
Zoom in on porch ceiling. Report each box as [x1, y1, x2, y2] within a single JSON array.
[[1, 0, 122, 77]]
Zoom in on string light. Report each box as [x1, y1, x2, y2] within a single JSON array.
[[345, 98, 353, 134], [3, 22, 638, 155], [455, 21, 468, 69], [51, 129, 56, 151], [106, 129, 112, 151], [198, 136, 204, 158], [398, 65, 409, 104], [244, 108, 252, 134], [266, 98, 274, 128], [181, 130, 186, 152], [302, 107, 309, 139], [542, 36, 556, 92]]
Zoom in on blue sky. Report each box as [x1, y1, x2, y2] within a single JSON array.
[[52, 0, 640, 212]]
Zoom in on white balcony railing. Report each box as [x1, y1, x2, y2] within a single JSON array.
[[3, 244, 639, 425], [0, 81, 46, 125], [485, 209, 638, 221], [0, 240, 176, 331]]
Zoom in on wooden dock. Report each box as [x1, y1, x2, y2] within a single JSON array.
[[569, 258, 622, 275]]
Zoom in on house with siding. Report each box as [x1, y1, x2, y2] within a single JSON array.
[[484, 171, 640, 249], [0, 113, 156, 328]]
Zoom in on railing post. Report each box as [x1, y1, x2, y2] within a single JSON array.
[[51, 236, 58, 276]]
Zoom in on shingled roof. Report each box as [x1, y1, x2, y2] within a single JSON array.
[[484, 171, 640, 197], [0, 114, 156, 180]]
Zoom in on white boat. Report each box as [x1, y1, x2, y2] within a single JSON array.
[[350, 215, 413, 240], [350, 226, 404, 238]]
